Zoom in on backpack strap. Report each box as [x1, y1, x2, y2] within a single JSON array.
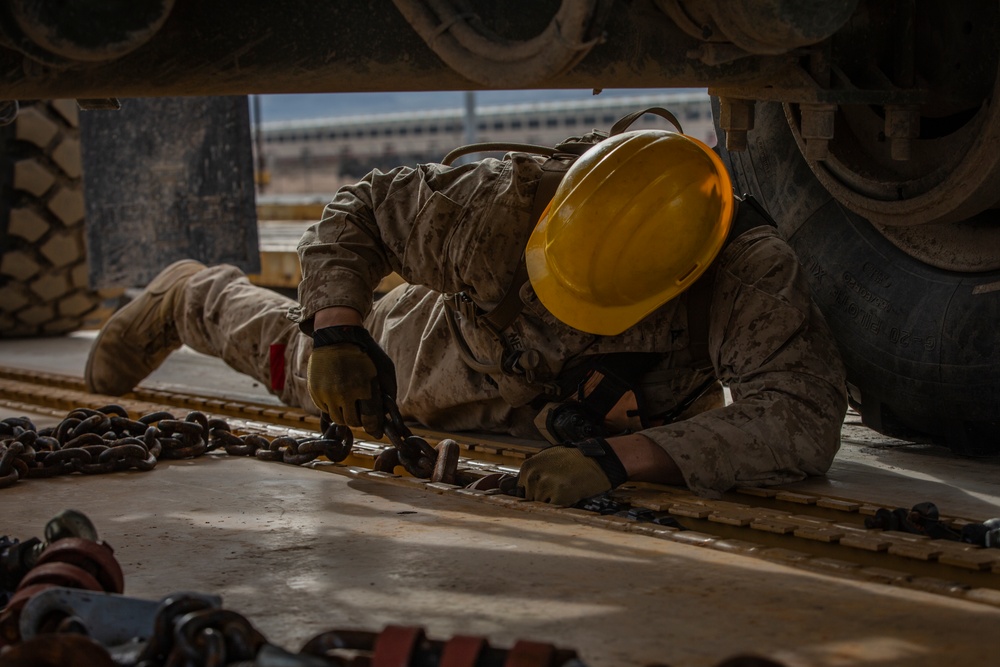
[[441, 142, 558, 166], [685, 266, 717, 372], [609, 107, 684, 135]]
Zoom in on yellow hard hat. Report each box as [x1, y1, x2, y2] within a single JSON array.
[[525, 130, 735, 336]]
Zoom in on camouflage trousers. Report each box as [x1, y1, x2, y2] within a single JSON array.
[[176, 264, 542, 437]]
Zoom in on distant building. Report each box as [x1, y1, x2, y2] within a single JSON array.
[[258, 92, 714, 193]]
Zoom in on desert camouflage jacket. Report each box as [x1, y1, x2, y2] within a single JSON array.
[[295, 154, 848, 494]]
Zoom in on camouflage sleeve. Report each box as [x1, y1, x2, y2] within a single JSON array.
[[640, 229, 848, 496], [295, 160, 503, 326]]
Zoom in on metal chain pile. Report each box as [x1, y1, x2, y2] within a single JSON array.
[[2, 507, 591, 666], [6, 599, 589, 666], [0, 405, 354, 490], [4, 591, 788, 666]]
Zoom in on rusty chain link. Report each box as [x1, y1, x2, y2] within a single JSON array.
[[2, 401, 462, 489], [369, 396, 461, 484], [78, 593, 586, 667], [0, 614, 789, 666], [299, 624, 585, 666], [0, 405, 355, 490], [133, 597, 267, 667]]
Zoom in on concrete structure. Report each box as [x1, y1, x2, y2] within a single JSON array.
[[258, 92, 715, 193]]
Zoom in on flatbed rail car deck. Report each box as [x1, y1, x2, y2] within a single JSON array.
[[1, 333, 999, 666]]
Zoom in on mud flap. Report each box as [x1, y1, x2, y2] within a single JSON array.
[[79, 96, 259, 289]]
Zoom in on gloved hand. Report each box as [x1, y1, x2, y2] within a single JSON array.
[[307, 325, 397, 438], [517, 438, 628, 506]]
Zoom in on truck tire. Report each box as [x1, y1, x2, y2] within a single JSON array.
[[716, 100, 1000, 456], [0, 100, 110, 338]]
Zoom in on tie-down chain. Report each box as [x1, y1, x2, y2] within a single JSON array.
[[0, 401, 460, 490]]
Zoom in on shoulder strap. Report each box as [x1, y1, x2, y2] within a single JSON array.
[[441, 142, 558, 166], [442, 106, 683, 167], [734, 193, 779, 234], [609, 107, 684, 135], [685, 267, 716, 371]]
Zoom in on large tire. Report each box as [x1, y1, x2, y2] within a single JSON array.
[[0, 100, 110, 338], [716, 100, 1000, 456]]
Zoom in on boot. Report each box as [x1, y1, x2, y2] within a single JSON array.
[[84, 260, 206, 395]]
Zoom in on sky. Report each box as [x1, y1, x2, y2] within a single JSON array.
[[256, 88, 707, 122]]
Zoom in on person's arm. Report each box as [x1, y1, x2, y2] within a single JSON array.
[[296, 169, 410, 332], [518, 231, 846, 505], [300, 159, 518, 435], [298, 166, 446, 434], [606, 433, 684, 485], [639, 231, 848, 496], [517, 432, 684, 506], [313, 306, 363, 329], [296, 159, 516, 332]]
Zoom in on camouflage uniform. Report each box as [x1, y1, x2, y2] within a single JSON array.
[[176, 153, 847, 496]]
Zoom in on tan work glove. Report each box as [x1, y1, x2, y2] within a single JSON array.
[[308, 326, 397, 438], [517, 438, 628, 506]]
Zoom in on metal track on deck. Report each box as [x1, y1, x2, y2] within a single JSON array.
[[2, 365, 999, 610]]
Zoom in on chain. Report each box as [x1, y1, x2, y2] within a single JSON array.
[[0, 405, 354, 490], [373, 396, 462, 483], [133, 597, 267, 667], [864, 501, 1000, 547], [7, 592, 588, 667]]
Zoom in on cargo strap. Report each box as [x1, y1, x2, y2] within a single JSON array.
[[609, 106, 683, 135]]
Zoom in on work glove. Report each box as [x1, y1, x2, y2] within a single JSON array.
[[307, 325, 397, 438], [517, 438, 629, 506]]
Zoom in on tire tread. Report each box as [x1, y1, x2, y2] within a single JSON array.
[[0, 100, 106, 338]]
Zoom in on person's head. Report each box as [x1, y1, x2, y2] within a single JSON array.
[[526, 130, 735, 336]]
